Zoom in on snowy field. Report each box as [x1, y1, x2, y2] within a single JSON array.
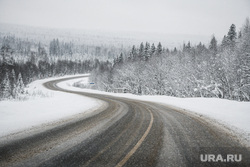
[[0, 74, 103, 137], [0, 74, 250, 145]]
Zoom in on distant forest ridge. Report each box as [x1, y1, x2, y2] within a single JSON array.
[[0, 22, 210, 49]]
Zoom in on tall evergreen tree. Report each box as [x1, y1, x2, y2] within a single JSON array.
[[209, 35, 218, 55], [156, 42, 162, 55], [242, 17, 249, 35], [238, 31, 242, 39], [237, 18, 250, 100], [118, 53, 124, 64], [227, 24, 237, 48], [144, 42, 150, 61], [227, 24, 237, 41], [172, 47, 178, 54], [1, 74, 12, 99], [139, 42, 144, 60], [9, 69, 17, 97], [150, 43, 156, 56], [186, 41, 191, 49], [16, 73, 25, 94], [185, 41, 191, 53], [221, 35, 230, 50], [1, 44, 14, 73], [131, 45, 137, 60]]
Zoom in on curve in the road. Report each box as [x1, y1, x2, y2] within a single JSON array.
[[0, 76, 249, 167]]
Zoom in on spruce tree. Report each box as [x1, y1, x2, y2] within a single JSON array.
[[156, 42, 162, 55], [221, 35, 230, 50], [1, 74, 12, 99], [238, 31, 242, 39], [237, 18, 250, 100], [144, 42, 150, 61], [10, 69, 17, 97], [242, 17, 249, 35], [16, 73, 25, 94], [118, 53, 124, 64], [172, 47, 177, 54], [185, 41, 191, 53], [131, 45, 137, 60], [227, 24, 237, 41], [139, 42, 144, 60], [150, 43, 156, 56], [209, 35, 218, 55], [227, 24, 237, 48]]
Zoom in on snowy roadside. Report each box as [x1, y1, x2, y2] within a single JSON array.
[[58, 76, 250, 146], [0, 74, 102, 138]]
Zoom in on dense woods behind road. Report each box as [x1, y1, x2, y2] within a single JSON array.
[[1, 18, 250, 101]]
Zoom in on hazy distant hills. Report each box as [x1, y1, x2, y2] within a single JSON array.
[[0, 23, 210, 49]]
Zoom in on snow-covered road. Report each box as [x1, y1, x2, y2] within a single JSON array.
[[59, 76, 250, 144], [0, 74, 250, 144], [1, 74, 250, 167]]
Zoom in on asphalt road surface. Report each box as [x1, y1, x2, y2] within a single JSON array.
[[0, 76, 249, 167]]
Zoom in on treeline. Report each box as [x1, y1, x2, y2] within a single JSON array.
[[91, 19, 250, 101], [0, 36, 113, 100], [0, 50, 95, 100], [0, 35, 127, 62]]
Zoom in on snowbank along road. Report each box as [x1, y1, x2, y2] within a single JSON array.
[[0, 76, 249, 167]]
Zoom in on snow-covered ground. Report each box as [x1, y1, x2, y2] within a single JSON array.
[[1, 74, 250, 145], [0, 74, 103, 137], [59, 76, 250, 144]]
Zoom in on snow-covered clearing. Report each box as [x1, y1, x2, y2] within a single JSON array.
[[60, 76, 250, 144], [0, 74, 102, 137], [0, 74, 249, 145]]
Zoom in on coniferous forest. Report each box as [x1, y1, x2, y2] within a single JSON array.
[[90, 19, 250, 101], [0, 34, 116, 100], [1, 18, 250, 101]]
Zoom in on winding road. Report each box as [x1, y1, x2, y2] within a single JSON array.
[[0, 76, 249, 167]]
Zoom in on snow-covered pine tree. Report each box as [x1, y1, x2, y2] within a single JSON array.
[[10, 69, 17, 98], [238, 31, 242, 39], [236, 18, 250, 100], [150, 43, 156, 56], [16, 73, 25, 94], [172, 47, 178, 55], [130, 45, 137, 60], [139, 42, 144, 60], [118, 53, 124, 64], [227, 24, 237, 49], [228, 24, 237, 41], [1, 44, 14, 74], [156, 42, 162, 56], [1, 74, 12, 99], [209, 35, 218, 56], [128, 52, 132, 61], [221, 35, 230, 50], [144, 42, 150, 61], [186, 41, 191, 51]]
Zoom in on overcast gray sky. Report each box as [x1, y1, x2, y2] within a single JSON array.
[[0, 0, 249, 37]]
